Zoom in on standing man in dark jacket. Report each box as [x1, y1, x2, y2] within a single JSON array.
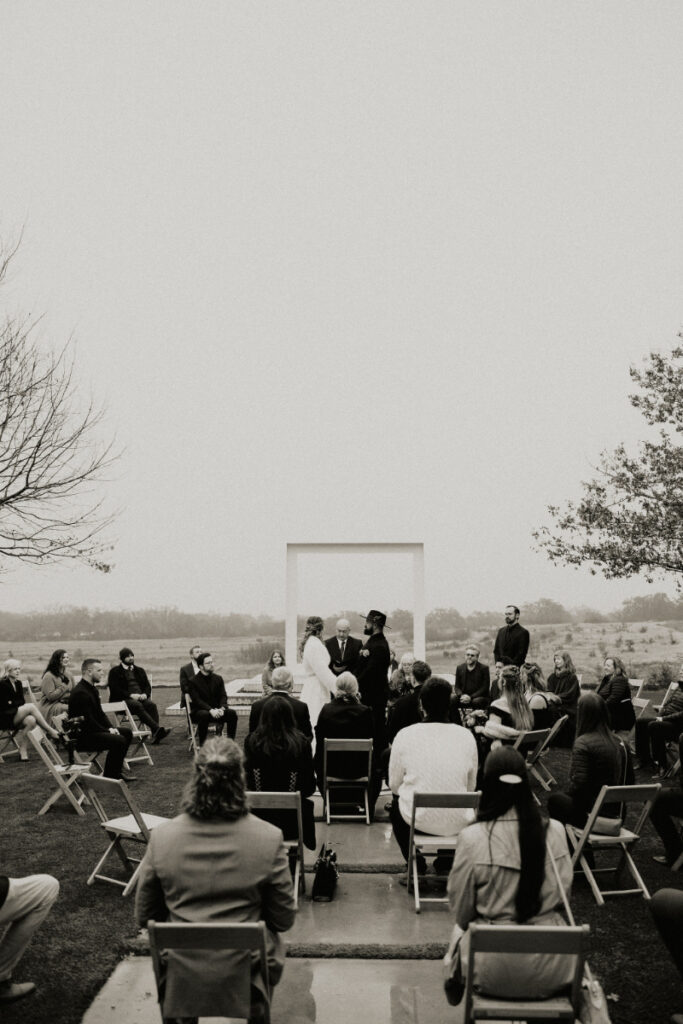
[[493, 605, 530, 667], [108, 647, 170, 745], [187, 652, 237, 746], [356, 610, 391, 745], [68, 658, 133, 779], [179, 645, 202, 709], [325, 619, 362, 677]]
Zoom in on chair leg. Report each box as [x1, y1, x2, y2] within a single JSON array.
[[325, 789, 330, 826], [579, 852, 605, 907], [413, 850, 421, 913], [622, 847, 652, 899], [364, 787, 370, 826]]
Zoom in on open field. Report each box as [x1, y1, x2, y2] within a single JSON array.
[[6, 619, 681, 689]]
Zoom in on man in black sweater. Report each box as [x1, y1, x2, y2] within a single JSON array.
[[68, 658, 133, 779], [187, 652, 237, 746], [493, 605, 530, 667], [387, 660, 432, 744], [355, 610, 391, 746]]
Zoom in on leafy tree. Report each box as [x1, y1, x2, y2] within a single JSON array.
[[521, 597, 572, 624], [534, 343, 683, 589], [0, 241, 117, 571]]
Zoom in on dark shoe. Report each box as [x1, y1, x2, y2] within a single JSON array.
[[0, 980, 36, 1002], [152, 727, 171, 745], [120, 771, 137, 783]]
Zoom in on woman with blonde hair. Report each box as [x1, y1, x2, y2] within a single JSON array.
[[483, 665, 533, 745], [521, 662, 562, 730], [0, 659, 64, 760], [298, 616, 337, 731]]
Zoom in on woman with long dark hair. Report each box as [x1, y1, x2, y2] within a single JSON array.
[[244, 695, 316, 850], [261, 649, 285, 691], [547, 691, 633, 828], [447, 746, 575, 999], [39, 649, 75, 728], [597, 655, 635, 740]]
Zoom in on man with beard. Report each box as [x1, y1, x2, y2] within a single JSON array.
[[493, 605, 530, 668], [355, 610, 391, 745]]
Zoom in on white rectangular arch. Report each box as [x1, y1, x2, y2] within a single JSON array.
[[285, 542, 425, 665]]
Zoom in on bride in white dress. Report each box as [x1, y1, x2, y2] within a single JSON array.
[[298, 616, 337, 731]]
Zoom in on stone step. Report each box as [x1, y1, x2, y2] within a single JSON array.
[[83, 955, 461, 1024]]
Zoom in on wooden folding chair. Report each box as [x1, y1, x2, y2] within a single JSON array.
[[27, 726, 94, 816], [101, 701, 154, 767], [247, 790, 305, 908], [463, 922, 589, 1022], [0, 728, 21, 764], [408, 791, 480, 913], [633, 697, 650, 719], [512, 725, 554, 798], [147, 920, 271, 1024], [565, 783, 661, 905], [184, 693, 222, 756], [654, 680, 678, 714], [322, 738, 373, 824], [80, 773, 170, 896], [628, 678, 644, 701]]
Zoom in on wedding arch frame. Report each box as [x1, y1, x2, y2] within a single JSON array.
[[285, 542, 425, 666]]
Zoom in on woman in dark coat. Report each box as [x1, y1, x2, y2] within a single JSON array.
[[244, 695, 316, 850], [547, 651, 580, 746], [314, 672, 379, 816], [597, 655, 635, 739], [0, 658, 63, 760], [548, 692, 633, 828]]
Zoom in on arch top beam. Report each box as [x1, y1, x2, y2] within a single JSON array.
[[285, 542, 425, 666]]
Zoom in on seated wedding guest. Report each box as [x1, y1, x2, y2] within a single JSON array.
[[482, 665, 533, 746], [0, 659, 63, 760], [388, 647, 399, 682], [108, 647, 170, 745], [135, 737, 295, 1023], [447, 747, 575, 1001], [69, 658, 134, 780], [635, 667, 683, 777], [649, 888, 683, 1011], [489, 657, 512, 704], [547, 651, 580, 746], [0, 870, 59, 1003], [521, 662, 562, 730], [249, 667, 312, 739], [313, 672, 380, 816], [389, 677, 478, 880], [597, 655, 635, 741], [187, 652, 237, 747], [649, 734, 683, 867], [39, 649, 75, 729], [547, 692, 633, 829], [386, 660, 432, 744], [244, 695, 316, 852], [388, 652, 415, 706], [261, 649, 285, 690], [179, 644, 202, 709], [452, 644, 490, 713]]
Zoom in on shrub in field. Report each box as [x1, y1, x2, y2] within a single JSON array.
[[645, 662, 675, 691]]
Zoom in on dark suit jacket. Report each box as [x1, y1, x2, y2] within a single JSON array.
[[493, 623, 530, 667], [187, 672, 227, 713], [454, 662, 490, 704], [386, 686, 422, 745], [248, 691, 313, 739], [179, 661, 198, 693], [314, 697, 375, 783], [108, 664, 152, 703], [0, 676, 24, 730], [68, 679, 111, 738], [324, 635, 363, 676], [355, 633, 391, 709]]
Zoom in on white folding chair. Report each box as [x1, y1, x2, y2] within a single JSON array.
[[322, 738, 373, 824], [633, 697, 650, 719], [148, 920, 271, 1024], [0, 728, 21, 764], [565, 782, 661, 905], [408, 791, 480, 913], [27, 726, 93, 816], [101, 700, 154, 767], [654, 680, 678, 714], [463, 922, 589, 1022], [628, 678, 644, 700], [247, 790, 305, 908], [80, 773, 170, 896], [512, 726, 552, 799]]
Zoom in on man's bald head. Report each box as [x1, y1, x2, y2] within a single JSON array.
[[336, 619, 351, 640]]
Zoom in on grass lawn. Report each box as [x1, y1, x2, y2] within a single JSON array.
[[1, 683, 682, 1024]]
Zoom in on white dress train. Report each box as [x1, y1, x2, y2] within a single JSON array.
[[299, 635, 337, 732]]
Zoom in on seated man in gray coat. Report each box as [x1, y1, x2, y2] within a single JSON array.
[[135, 737, 296, 1023]]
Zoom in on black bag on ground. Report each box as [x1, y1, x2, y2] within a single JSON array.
[[312, 843, 338, 902]]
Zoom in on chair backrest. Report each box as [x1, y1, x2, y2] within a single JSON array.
[[23, 677, 40, 703], [660, 680, 679, 711], [323, 737, 373, 786], [586, 782, 661, 838], [628, 678, 644, 700], [633, 696, 650, 719], [410, 791, 480, 826], [147, 920, 270, 1008], [28, 725, 66, 770], [512, 727, 551, 760], [79, 772, 151, 838], [464, 922, 589, 1020], [100, 701, 136, 730]]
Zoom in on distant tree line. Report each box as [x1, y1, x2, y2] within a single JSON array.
[[1, 592, 682, 644]]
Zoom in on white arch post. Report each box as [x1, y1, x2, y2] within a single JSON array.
[[285, 542, 425, 665]]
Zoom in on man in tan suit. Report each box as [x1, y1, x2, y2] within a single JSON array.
[[135, 737, 296, 1022]]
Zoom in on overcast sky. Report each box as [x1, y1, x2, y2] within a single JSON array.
[[1, 2, 681, 619]]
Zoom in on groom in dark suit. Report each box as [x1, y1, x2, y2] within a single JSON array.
[[325, 618, 362, 677], [356, 610, 391, 746]]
